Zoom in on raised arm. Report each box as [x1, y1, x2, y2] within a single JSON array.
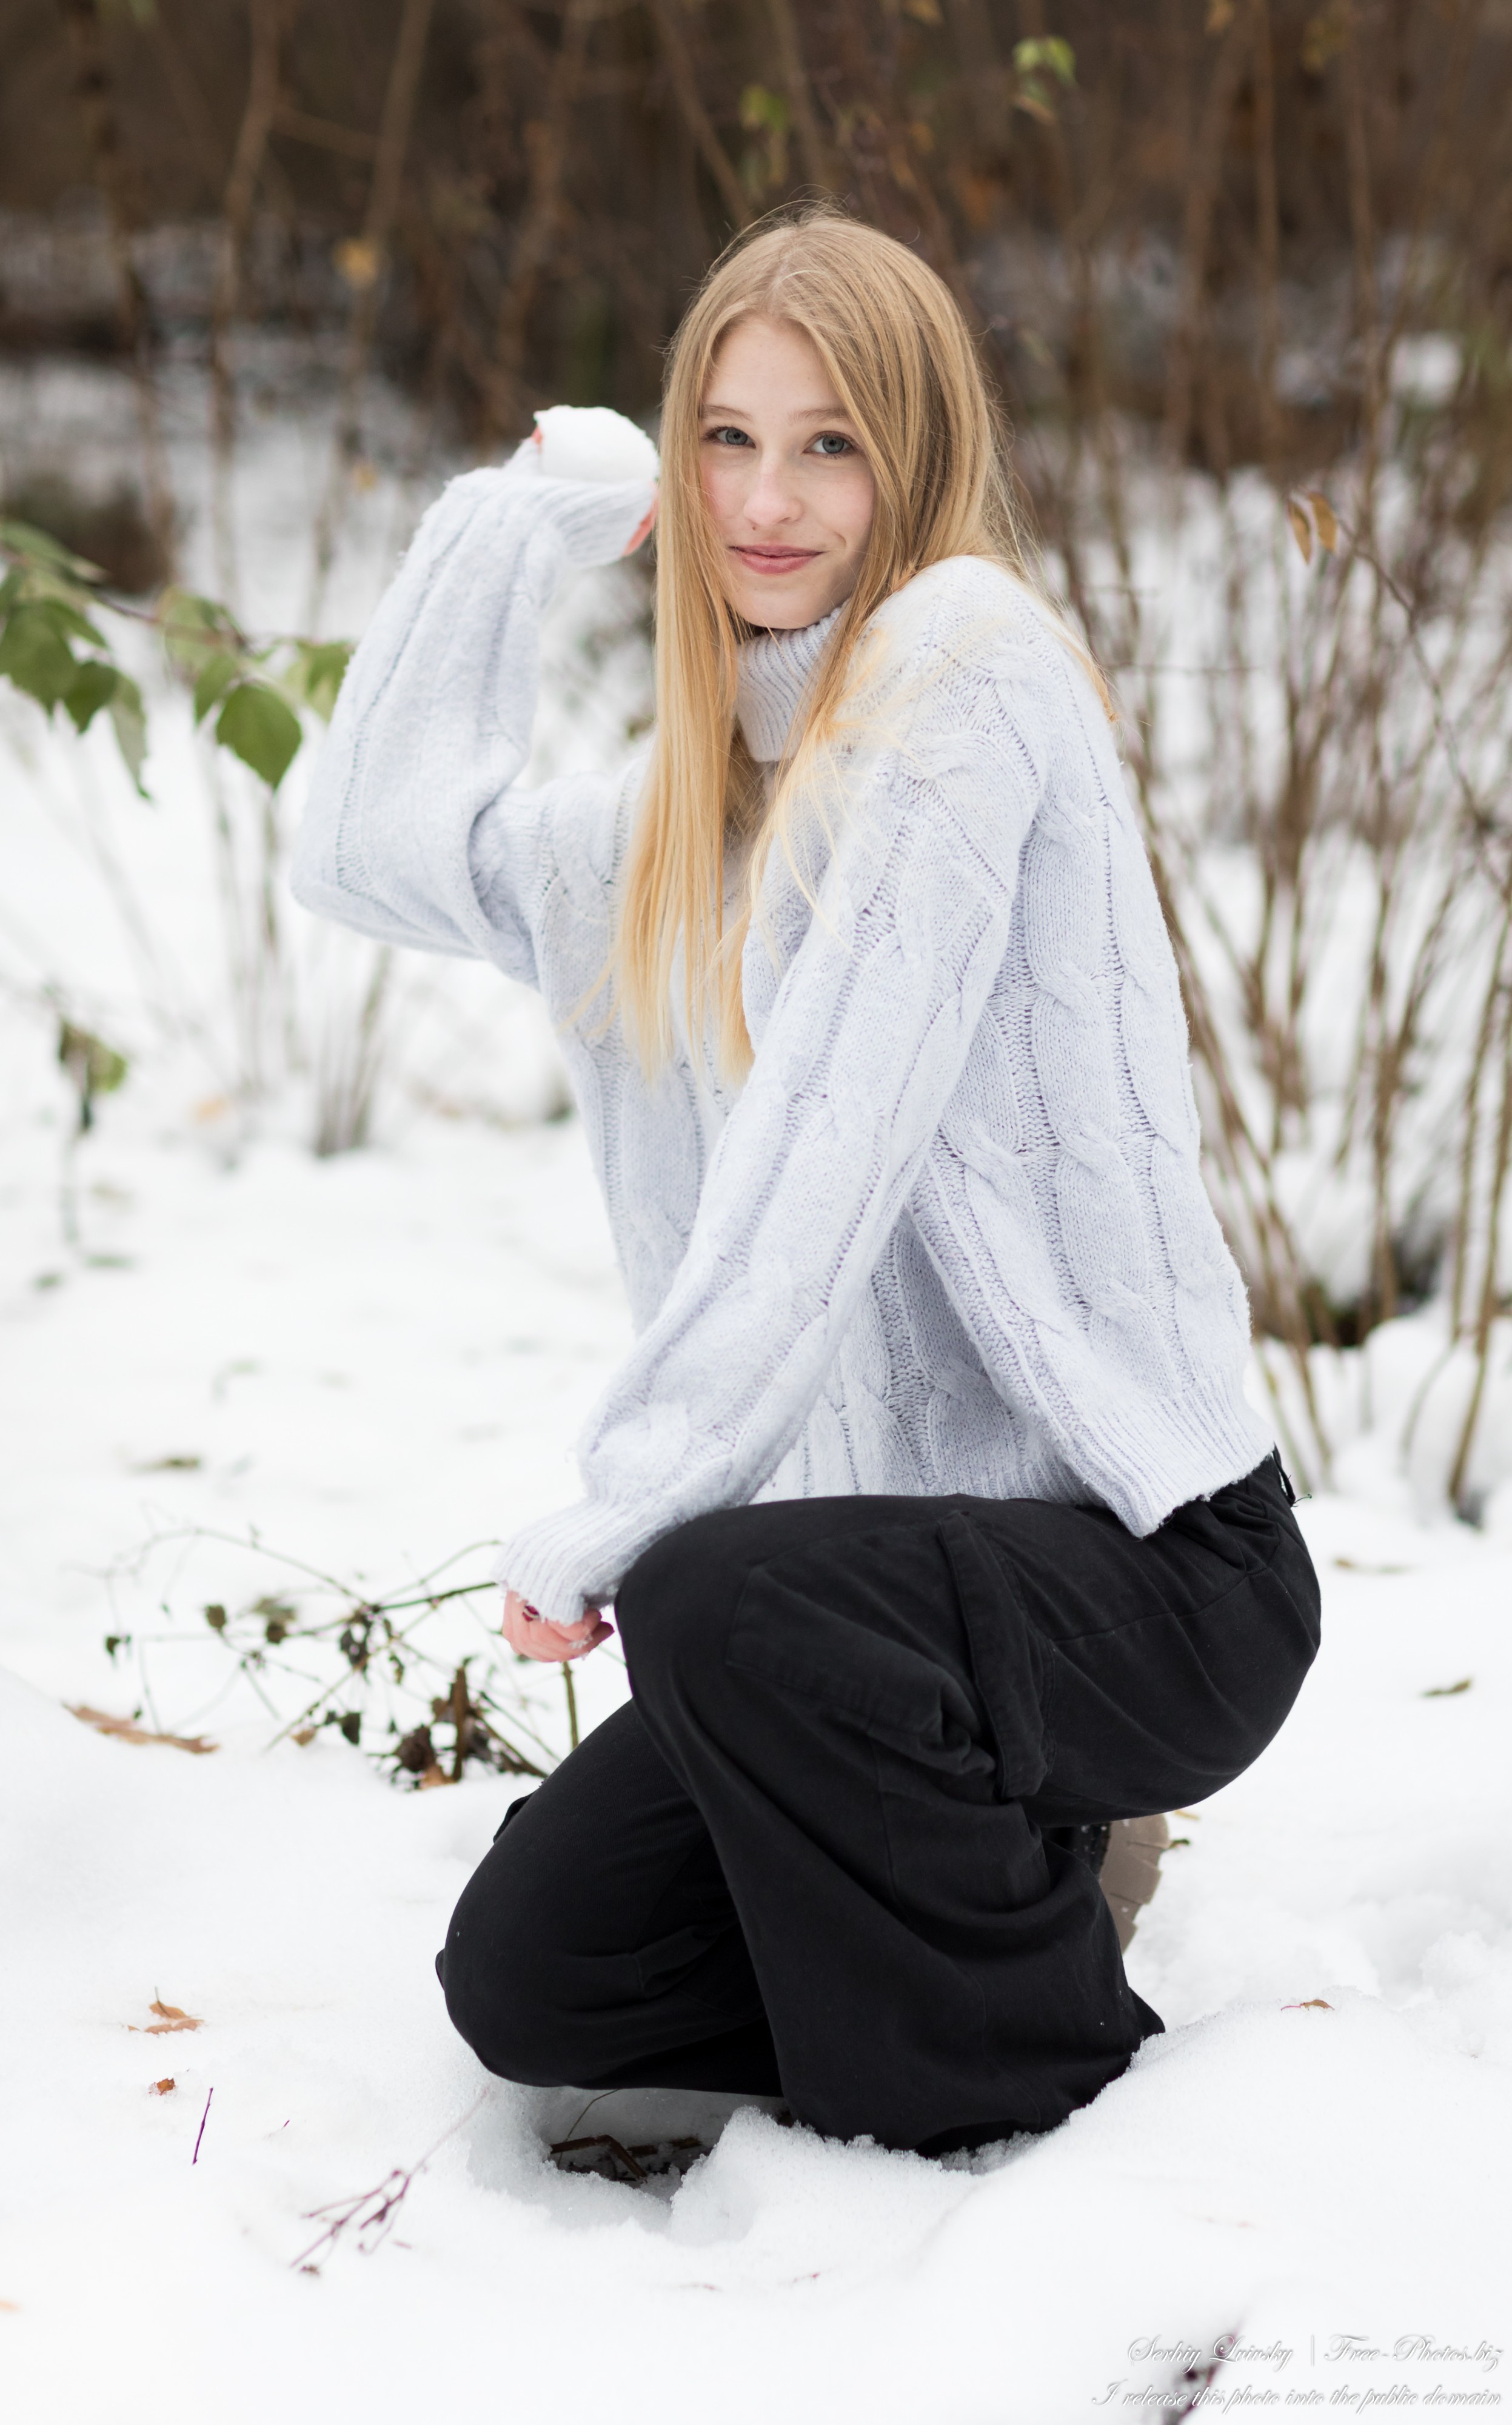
[[495, 572, 1055, 1624], [290, 449, 657, 986]]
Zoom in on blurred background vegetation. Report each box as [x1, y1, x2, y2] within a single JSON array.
[[5, 0, 1512, 1502], [7, 1, 1510, 546]]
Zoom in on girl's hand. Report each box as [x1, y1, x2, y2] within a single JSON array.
[[501, 1585, 613, 1664], [526, 414, 658, 555], [622, 492, 659, 556]]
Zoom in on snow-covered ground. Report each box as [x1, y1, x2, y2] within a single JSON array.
[[2, 360, 1510, 2419], [2, 1045, 1510, 2421]]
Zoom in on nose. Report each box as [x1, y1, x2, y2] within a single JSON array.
[[741, 450, 804, 530]]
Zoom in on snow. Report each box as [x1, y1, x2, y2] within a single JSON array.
[[2, 358, 1510, 2418], [2, 1071, 1510, 2420], [533, 402, 661, 485]]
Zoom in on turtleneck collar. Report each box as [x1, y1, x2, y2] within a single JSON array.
[[735, 604, 844, 764]]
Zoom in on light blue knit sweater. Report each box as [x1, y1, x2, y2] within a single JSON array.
[[292, 453, 1271, 1624]]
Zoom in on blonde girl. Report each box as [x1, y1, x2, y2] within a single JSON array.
[[295, 207, 1319, 2156]]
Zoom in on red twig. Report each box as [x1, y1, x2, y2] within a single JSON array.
[[192, 2086, 214, 2165]]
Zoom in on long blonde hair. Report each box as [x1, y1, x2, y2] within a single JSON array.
[[614, 204, 1073, 1079]]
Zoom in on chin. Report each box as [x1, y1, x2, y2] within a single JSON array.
[[734, 587, 830, 631]]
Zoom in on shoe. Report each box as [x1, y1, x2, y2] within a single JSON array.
[[1097, 1813, 1170, 1951], [1060, 1814, 1170, 1952]]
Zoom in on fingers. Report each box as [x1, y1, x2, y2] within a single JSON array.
[[501, 1588, 614, 1663], [623, 494, 660, 557]]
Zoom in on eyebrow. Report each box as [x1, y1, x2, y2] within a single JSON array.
[[700, 401, 854, 423]]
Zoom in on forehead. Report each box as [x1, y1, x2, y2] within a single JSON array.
[[702, 315, 846, 413]]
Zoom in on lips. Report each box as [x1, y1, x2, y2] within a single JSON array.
[[732, 546, 820, 575]]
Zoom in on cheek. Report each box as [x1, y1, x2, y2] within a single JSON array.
[[836, 464, 877, 554], [701, 452, 744, 536]]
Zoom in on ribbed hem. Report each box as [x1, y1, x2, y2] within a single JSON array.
[[471, 456, 658, 571], [492, 1497, 656, 1627], [1069, 1383, 1276, 1537]]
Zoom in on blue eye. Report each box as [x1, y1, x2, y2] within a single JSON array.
[[811, 432, 855, 457], [707, 426, 755, 447]]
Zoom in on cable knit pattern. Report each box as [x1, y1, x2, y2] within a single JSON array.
[[292, 456, 1271, 1624]]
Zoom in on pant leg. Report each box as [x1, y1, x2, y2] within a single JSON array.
[[440, 1697, 781, 2094], [615, 1456, 1319, 2152]]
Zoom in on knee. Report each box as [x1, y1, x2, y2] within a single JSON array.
[[438, 1870, 570, 2086]]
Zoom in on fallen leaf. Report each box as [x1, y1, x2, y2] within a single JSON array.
[[1305, 487, 1339, 551], [1423, 1676, 1472, 1697], [152, 2078, 176, 2095], [129, 1998, 204, 2036], [1333, 1556, 1409, 1574], [1284, 1998, 1333, 2011], [69, 1705, 217, 1756], [0, 2298, 19, 2312], [291, 1725, 319, 1747]]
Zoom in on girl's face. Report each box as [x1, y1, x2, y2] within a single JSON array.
[[699, 316, 876, 630]]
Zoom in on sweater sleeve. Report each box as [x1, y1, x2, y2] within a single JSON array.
[[289, 455, 657, 987], [495, 595, 1053, 1622]]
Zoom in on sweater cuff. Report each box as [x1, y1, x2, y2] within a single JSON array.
[[498, 451, 658, 570], [492, 1497, 654, 1626]]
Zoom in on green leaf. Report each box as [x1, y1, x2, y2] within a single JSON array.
[[1014, 35, 1075, 84], [159, 586, 242, 678], [33, 593, 106, 649], [192, 648, 242, 724], [0, 601, 81, 711], [740, 82, 792, 133], [0, 516, 105, 583], [284, 639, 352, 723], [215, 680, 302, 788], [108, 673, 149, 794], [58, 1019, 129, 1109], [62, 658, 119, 734]]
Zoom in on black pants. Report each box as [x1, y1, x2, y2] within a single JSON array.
[[440, 1454, 1320, 2152]]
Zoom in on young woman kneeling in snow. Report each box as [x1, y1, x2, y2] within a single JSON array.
[[293, 208, 1320, 2156]]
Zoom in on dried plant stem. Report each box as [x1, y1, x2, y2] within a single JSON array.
[[1448, 903, 1512, 1510], [1163, 5, 1251, 469], [309, 0, 438, 620], [764, 0, 833, 191], [649, 0, 752, 231], [483, 0, 594, 449], [1250, 0, 1281, 469], [1450, 905, 1512, 1336], [563, 1661, 580, 1754], [210, 0, 289, 604], [53, 0, 176, 574]]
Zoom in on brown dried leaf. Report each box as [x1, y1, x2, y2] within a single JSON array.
[[152, 2077, 176, 2095], [1305, 489, 1339, 552], [1285, 1998, 1333, 2010], [1424, 1676, 1473, 1697], [1285, 497, 1314, 564], [69, 1704, 217, 1756], [129, 1998, 204, 2036]]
